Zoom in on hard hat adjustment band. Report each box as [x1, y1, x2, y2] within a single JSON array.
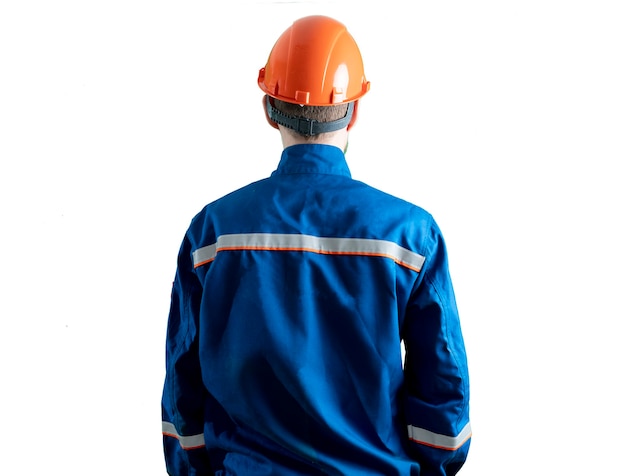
[[266, 96, 354, 136]]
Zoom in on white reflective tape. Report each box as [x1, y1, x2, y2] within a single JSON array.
[[162, 421, 205, 449], [192, 242, 217, 267], [192, 233, 425, 272], [407, 422, 471, 450]]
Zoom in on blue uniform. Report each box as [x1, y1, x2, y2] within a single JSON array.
[[162, 144, 471, 475]]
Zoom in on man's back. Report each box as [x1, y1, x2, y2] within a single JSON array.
[[163, 144, 469, 474]]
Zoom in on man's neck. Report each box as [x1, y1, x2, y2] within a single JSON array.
[[279, 126, 349, 152]]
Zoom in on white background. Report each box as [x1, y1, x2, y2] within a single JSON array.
[[1, 0, 625, 474]]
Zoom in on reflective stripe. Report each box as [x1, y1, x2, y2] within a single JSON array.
[[192, 233, 425, 272], [162, 421, 205, 450], [407, 422, 472, 451]]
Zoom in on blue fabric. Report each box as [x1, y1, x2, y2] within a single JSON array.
[[162, 144, 470, 475]]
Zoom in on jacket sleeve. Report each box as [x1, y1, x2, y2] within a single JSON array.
[[161, 234, 211, 475], [402, 217, 471, 476]]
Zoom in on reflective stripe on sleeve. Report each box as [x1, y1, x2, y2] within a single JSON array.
[[192, 233, 425, 272], [162, 421, 205, 450], [407, 422, 472, 451]]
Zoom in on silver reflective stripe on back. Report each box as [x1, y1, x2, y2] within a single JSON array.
[[192, 233, 425, 272], [162, 421, 205, 450], [407, 422, 472, 450]]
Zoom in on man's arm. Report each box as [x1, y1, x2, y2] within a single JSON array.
[[403, 218, 471, 475], [161, 235, 211, 475]]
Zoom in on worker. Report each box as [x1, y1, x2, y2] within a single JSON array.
[[162, 14, 471, 475]]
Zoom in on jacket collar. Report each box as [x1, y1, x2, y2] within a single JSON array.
[[271, 144, 352, 178]]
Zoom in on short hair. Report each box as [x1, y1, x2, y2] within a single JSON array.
[[273, 99, 349, 139]]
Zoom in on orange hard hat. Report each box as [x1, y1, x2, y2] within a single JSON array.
[[258, 15, 370, 106]]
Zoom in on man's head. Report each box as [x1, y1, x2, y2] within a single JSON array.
[[258, 15, 370, 144]]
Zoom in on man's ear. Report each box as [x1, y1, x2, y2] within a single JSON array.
[[262, 95, 280, 130], [347, 100, 360, 131]]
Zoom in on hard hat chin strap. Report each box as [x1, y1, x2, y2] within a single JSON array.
[[265, 96, 354, 136]]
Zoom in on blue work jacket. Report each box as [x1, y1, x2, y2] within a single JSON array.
[[162, 144, 471, 475]]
